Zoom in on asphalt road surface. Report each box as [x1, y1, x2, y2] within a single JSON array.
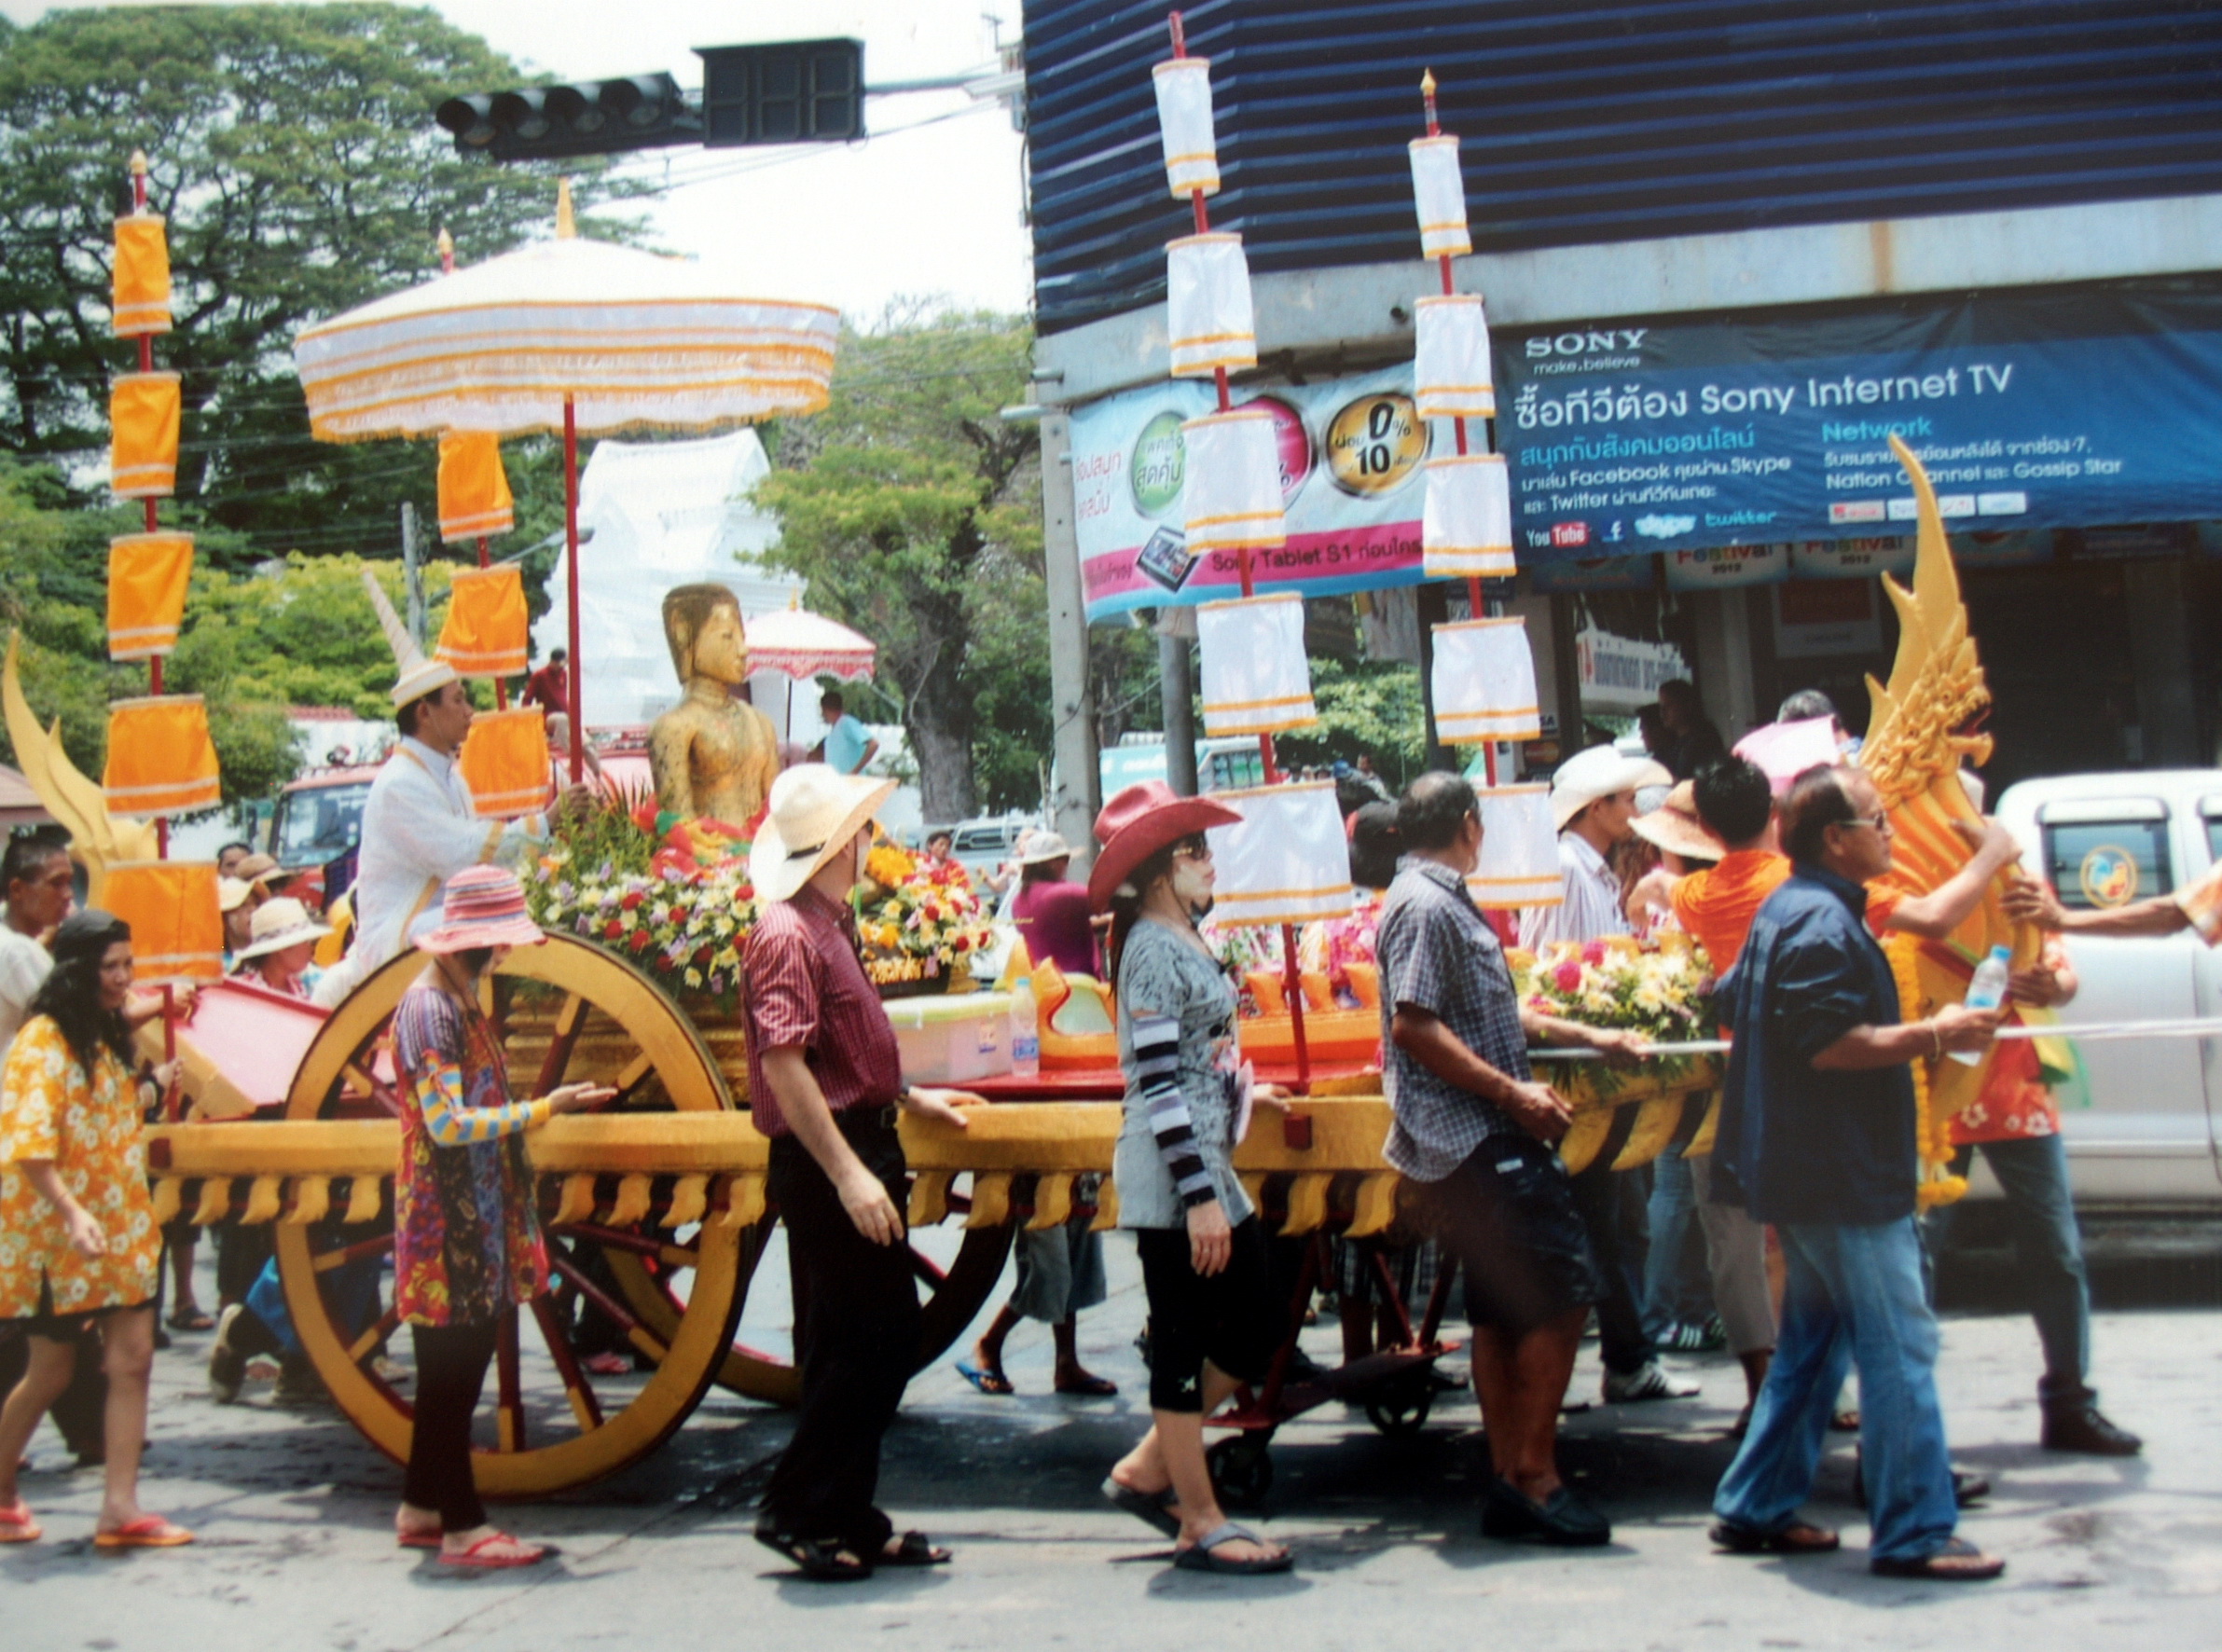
[[7, 1231, 2221, 1652]]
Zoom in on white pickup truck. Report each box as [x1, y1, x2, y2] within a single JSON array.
[[1989, 769, 2222, 1205]]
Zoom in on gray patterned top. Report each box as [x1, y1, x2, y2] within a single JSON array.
[[1113, 917, 1251, 1229]]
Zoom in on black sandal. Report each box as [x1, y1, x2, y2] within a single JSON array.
[[877, 1531, 952, 1567], [1710, 1519, 1840, 1555], [1870, 1536, 2006, 1581], [753, 1525, 874, 1582]]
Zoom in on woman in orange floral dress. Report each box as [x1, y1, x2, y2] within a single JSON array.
[[0, 911, 188, 1549]]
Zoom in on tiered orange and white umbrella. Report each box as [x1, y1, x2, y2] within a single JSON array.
[[292, 186, 838, 779]]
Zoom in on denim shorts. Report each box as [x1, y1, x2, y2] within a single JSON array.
[[1408, 1133, 1605, 1334]]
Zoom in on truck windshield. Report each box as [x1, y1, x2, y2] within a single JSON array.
[[271, 781, 371, 861]]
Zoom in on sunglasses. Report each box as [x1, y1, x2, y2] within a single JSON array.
[[1836, 810, 1893, 834], [1170, 836, 1213, 862]]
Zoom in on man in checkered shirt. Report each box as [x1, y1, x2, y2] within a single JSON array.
[[1375, 771, 1646, 1549]]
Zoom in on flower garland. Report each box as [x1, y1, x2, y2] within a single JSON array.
[[1885, 930, 1970, 1210], [851, 836, 997, 990], [1512, 934, 1718, 1100]]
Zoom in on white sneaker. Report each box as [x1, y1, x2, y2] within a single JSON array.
[[1603, 1361, 1700, 1403]]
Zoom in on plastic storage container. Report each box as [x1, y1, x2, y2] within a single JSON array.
[[882, 990, 1015, 1085]]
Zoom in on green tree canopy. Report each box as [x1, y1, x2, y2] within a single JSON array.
[[0, 3, 643, 569], [757, 308, 1042, 820]]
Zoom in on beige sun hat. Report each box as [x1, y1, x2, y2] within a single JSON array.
[[362, 566, 458, 709], [1630, 780, 1727, 862], [1550, 744, 1674, 832], [1016, 829, 1073, 866], [749, 764, 897, 904], [235, 896, 334, 961]]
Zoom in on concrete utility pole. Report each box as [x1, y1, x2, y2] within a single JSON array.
[[399, 501, 426, 646], [1158, 626, 1198, 795], [1038, 410, 1102, 856]]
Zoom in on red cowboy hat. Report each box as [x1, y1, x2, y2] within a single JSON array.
[[1087, 780, 1243, 912]]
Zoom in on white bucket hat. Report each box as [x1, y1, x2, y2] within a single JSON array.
[[362, 567, 459, 709], [748, 764, 897, 903], [1550, 743, 1673, 832], [1015, 830, 1073, 866], [235, 896, 334, 961]]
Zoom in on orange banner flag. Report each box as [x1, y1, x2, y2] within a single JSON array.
[[106, 532, 195, 660], [104, 695, 221, 816], [436, 564, 530, 678], [110, 372, 182, 499], [112, 213, 173, 337], [437, 430, 515, 542], [102, 860, 224, 984], [458, 707, 551, 818]]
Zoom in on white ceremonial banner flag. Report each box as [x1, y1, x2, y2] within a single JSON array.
[[1152, 57, 1220, 197], [1198, 593, 1317, 737], [1182, 407, 1289, 558], [1415, 295, 1494, 420], [1423, 453, 1514, 577], [1431, 617, 1541, 744], [1408, 135, 1471, 258], [1470, 783, 1562, 909], [1166, 233, 1257, 379], [1206, 781, 1356, 927]]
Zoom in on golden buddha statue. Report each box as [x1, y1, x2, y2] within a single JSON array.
[[648, 584, 780, 827]]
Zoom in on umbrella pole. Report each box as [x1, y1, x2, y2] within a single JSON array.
[[478, 534, 509, 710], [563, 396, 584, 784]]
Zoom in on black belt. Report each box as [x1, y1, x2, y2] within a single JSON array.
[[835, 1102, 903, 1136]]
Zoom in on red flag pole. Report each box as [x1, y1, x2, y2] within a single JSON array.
[[129, 152, 177, 1075], [1170, 11, 1309, 1089]]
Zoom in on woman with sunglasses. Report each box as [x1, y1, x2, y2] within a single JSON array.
[[1090, 782, 1292, 1576]]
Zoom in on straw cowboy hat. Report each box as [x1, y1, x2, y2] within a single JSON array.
[[1630, 780, 1726, 862], [1087, 780, 1242, 912], [362, 566, 458, 709], [1550, 744, 1672, 832], [234, 896, 333, 961], [1016, 830, 1075, 867], [416, 864, 545, 954], [749, 764, 896, 904], [217, 876, 255, 915]]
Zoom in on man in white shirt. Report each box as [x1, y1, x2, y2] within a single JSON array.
[[1524, 745, 1702, 1407], [316, 574, 581, 1006]]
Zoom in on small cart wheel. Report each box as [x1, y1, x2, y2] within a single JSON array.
[[1363, 1371, 1436, 1436], [1208, 1433, 1275, 1508]]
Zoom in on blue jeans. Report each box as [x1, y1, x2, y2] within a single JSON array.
[[1714, 1217, 1958, 1563], [1642, 1144, 1713, 1338], [1937, 1134, 2090, 1396]]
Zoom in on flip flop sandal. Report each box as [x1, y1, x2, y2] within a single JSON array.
[[437, 1533, 547, 1570], [397, 1529, 442, 1550], [1100, 1477, 1182, 1538], [0, 1501, 40, 1545], [955, 1360, 1014, 1397], [166, 1309, 214, 1332], [1710, 1520, 1841, 1555], [752, 1526, 874, 1582], [1172, 1521, 1292, 1575], [1055, 1373, 1119, 1397], [1870, 1536, 2006, 1581], [876, 1531, 951, 1567], [93, 1515, 194, 1550]]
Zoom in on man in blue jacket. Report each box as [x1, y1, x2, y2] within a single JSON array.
[[1708, 764, 2006, 1580]]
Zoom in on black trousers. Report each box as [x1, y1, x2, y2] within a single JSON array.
[[761, 1111, 920, 1553], [1569, 1163, 1656, 1375], [405, 1319, 499, 1531]]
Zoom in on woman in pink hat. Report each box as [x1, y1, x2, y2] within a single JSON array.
[[1091, 782, 1292, 1575], [388, 866, 613, 1569]]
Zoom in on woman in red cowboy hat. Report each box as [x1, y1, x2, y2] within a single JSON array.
[[388, 866, 614, 1570], [1091, 782, 1293, 1575]]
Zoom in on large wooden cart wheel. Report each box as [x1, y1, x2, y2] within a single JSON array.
[[277, 934, 745, 1497]]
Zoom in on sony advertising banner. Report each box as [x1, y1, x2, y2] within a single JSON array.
[[1496, 284, 2222, 559]]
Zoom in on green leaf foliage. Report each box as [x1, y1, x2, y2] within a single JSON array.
[[756, 307, 1043, 820], [1259, 656, 1427, 789]]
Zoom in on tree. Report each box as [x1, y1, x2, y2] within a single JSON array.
[[757, 309, 1042, 821], [0, 4, 646, 570], [1262, 657, 1428, 788]]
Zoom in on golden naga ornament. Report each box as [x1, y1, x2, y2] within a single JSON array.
[[1857, 433, 2036, 1164]]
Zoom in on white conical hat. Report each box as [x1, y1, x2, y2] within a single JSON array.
[[362, 567, 458, 709]]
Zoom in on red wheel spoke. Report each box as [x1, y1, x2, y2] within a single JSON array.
[[531, 1296, 605, 1434], [312, 1232, 394, 1273], [907, 1246, 946, 1288], [549, 1252, 668, 1361], [531, 993, 587, 1098], [495, 1310, 526, 1453], [347, 1306, 399, 1366]]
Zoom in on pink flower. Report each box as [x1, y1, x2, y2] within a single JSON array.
[[1580, 941, 1607, 966], [1553, 960, 1583, 994]]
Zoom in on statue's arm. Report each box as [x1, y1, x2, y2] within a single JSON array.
[[649, 720, 694, 817]]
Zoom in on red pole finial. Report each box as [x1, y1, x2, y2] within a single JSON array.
[[1168, 9, 1186, 58], [1421, 68, 1440, 137], [437, 227, 455, 275]]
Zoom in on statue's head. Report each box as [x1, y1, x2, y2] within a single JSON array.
[[663, 584, 749, 687]]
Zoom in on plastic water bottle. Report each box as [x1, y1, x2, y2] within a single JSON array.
[[1950, 944, 2013, 1065], [1009, 975, 1040, 1079]]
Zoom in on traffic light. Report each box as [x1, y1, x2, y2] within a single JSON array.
[[696, 39, 864, 146], [434, 74, 699, 160]]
